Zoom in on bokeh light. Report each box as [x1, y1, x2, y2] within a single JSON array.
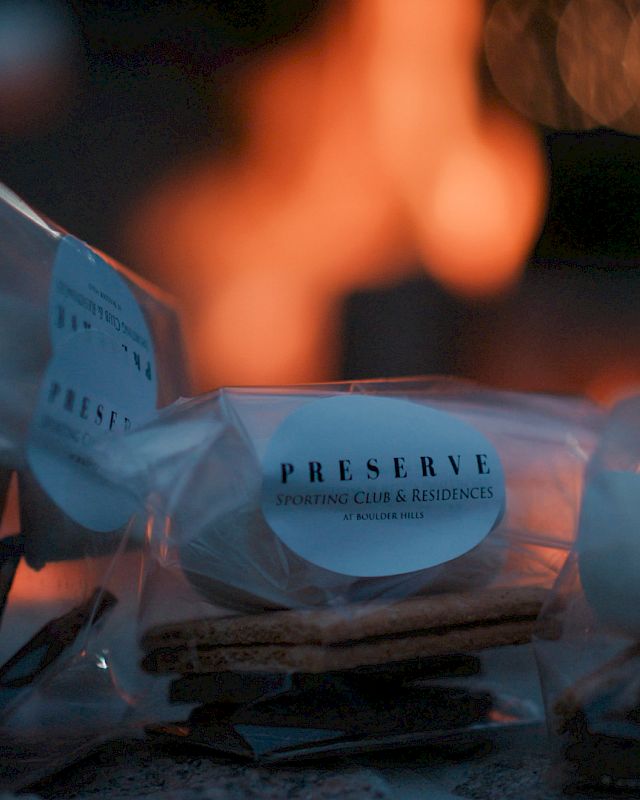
[[486, 0, 640, 136], [0, 0, 78, 134], [557, 0, 635, 127], [484, 0, 590, 129]]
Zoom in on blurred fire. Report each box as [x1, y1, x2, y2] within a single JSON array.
[[128, 0, 547, 391]]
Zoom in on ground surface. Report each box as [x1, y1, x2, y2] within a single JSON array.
[[1, 724, 573, 800]]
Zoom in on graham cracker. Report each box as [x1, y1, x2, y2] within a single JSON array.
[[142, 585, 547, 651], [142, 585, 545, 674], [168, 652, 481, 704]]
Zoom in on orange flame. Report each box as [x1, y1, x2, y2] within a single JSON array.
[[128, 0, 546, 390]]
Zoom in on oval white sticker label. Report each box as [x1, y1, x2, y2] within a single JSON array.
[[26, 236, 158, 531], [49, 236, 157, 380], [27, 330, 156, 531], [261, 395, 505, 577]]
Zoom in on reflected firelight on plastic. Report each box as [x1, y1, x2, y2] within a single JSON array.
[[8, 559, 91, 605], [128, 0, 547, 392]]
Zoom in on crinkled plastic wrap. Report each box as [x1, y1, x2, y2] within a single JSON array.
[[0, 185, 187, 788], [95, 379, 602, 764], [536, 396, 640, 793]]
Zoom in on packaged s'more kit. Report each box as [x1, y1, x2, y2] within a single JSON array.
[[0, 185, 188, 788], [95, 378, 603, 762], [536, 395, 640, 794]]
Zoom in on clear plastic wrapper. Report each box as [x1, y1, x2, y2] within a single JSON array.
[[536, 395, 640, 793], [0, 185, 187, 788], [92, 379, 602, 765]]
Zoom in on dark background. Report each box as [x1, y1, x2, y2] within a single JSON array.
[[2, 0, 640, 397]]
